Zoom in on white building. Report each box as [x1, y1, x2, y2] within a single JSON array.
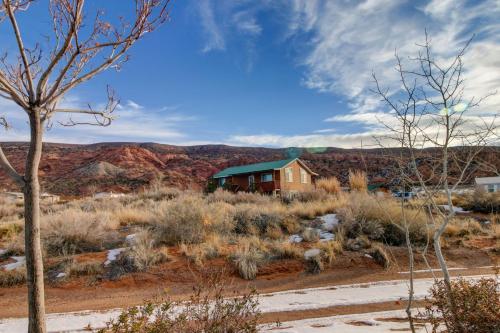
[[475, 176, 500, 193]]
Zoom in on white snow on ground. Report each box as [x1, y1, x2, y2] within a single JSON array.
[[259, 310, 429, 333], [398, 267, 466, 274], [1, 256, 25, 271], [438, 205, 469, 213], [1, 275, 494, 333], [104, 248, 125, 266], [56, 273, 66, 279], [289, 235, 303, 243], [125, 234, 137, 244], [0, 249, 6, 256], [318, 214, 339, 231], [304, 249, 321, 259]]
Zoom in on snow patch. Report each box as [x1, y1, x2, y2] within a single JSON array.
[[0, 249, 6, 256], [289, 235, 303, 243], [438, 205, 469, 213], [304, 249, 320, 259], [104, 248, 125, 266], [398, 267, 466, 274], [1, 256, 25, 271], [318, 214, 339, 231], [56, 272, 67, 279], [125, 234, 137, 244]]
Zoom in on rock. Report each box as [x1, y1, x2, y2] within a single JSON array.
[[289, 234, 303, 243], [304, 248, 321, 260]]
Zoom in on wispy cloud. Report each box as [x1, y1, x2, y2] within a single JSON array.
[[199, 0, 226, 53], [0, 98, 198, 144]]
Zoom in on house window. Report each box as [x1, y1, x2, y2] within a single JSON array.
[[300, 168, 307, 184], [487, 184, 495, 193], [261, 173, 273, 182], [248, 175, 255, 185], [285, 168, 293, 182], [219, 178, 226, 186]]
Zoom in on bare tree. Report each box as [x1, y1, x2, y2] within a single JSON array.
[[373, 32, 498, 333], [0, 1, 170, 332]]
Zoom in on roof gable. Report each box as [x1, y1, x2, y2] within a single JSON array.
[[213, 158, 298, 178]]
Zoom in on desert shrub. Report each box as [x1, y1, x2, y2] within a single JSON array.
[[444, 218, 484, 238], [233, 206, 286, 238], [425, 277, 500, 333], [349, 169, 367, 192], [338, 192, 428, 245], [42, 210, 118, 256], [457, 189, 500, 214], [98, 278, 260, 333], [207, 189, 271, 205], [316, 177, 342, 195], [140, 185, 180, 202], [305, 254, 323, 274], [0, 268, 26, 287], [205, 202, 236, 235], [290, 189, 329, 203], [345, 236, 371, 251], [231, 243, 265, 280], [180, 235, 223, 266], [316, 240, 343, 265], [268, 241, 303, 260], [153, 196, 206, 245], [114, 208, 153, 227], [301, 228, 320, 242], [0, 199, 23, 222], [368, 244, 392, 268], [119, 231, 168, 272], [69, 260, 104, 278], [0, 221, 23, 241]]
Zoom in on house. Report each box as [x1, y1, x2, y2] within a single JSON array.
[[0, 191, 23, 201], [212, 158, 318, 195], [41, 193, 60, 203], [475, 176, 500, 193], [94, 191, 126, 199]]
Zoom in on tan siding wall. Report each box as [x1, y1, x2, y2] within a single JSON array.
[[279, 160, 315, 192]]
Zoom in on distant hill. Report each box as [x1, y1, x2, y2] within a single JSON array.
[[1, 142, 499, 196]]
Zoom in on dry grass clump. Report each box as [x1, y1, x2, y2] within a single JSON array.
[[231, 242, 265, 280], [305, 254, 323, 274], [41, 210, 118, 256], [316, 240, 343, 265], [345, 236, 372, 251], [338, 192, 428, 245], [316, 177, 342, 195], [208, 188, 271, 205], [302, 228, 320, 242], [0, 268, 26, 287], [368, 244, 392, 269], [180, 235, 225, 266], [443, 218, 484, 238], [349, 169, 367, 192], [114, 208, 153, 227], [152, 196, 207, 245], [120, 231, 169, 272], [268, 241, 303, 260], [0, 221, 23, 241], [454, 189, 500, 214], [68, 260, 104, 278]]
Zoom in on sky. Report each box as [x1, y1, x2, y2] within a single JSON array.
[[0, 0, 499, 148]]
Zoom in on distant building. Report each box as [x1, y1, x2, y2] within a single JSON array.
[[212, 158, 318, 195], [41, 193, 60, 203], [94, 191, 126, 199], [0, 191, 23, 201], [475, 176, 500, 193]]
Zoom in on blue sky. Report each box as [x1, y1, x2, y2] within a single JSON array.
[[1, 0, 499, 148]]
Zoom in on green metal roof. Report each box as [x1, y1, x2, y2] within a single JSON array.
[[213, 158, 296, 178]]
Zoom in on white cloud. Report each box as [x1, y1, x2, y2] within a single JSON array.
[[228, 132, 382, 148], [0, 98, 198, 144], [199, 0, 226, 53]]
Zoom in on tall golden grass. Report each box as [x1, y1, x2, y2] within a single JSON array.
[[316, 177, 342, 194], [348, 169, 367, 192]]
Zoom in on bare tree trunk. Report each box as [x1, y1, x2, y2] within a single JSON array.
[[23, 111, 46, 333]]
